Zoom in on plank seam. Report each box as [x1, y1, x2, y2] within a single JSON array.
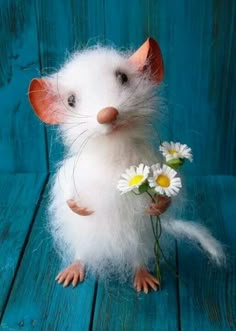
[[33, 0, 43, 75], [89, 279, 98, 331], [33, 0, 50, 173], [44, 125, 50, 173], [176, 241, 182, 331], [0, 174, 49, 323]]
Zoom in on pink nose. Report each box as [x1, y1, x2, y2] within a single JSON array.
[[97, 107, 119, 124]]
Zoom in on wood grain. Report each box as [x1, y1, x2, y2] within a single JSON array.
[[149, 0, 236, 176], [33, 0, 236, 175], [1, 177, 97, 331], [177, 176, 236, 330], [0, 0, 236, 330], [1, 0, 234, 174], [0, 0, 47, 172], [0, 173, 46, 318], [92, 254, 179, 331]]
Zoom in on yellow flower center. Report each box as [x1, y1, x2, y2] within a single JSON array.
[[168, 149, 177, 155], [129, 175, 144, 186], [156, 174, 170, 187]]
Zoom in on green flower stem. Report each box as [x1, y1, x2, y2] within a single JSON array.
[[154, 240, 161, 286], [146, 192, 185, 286], [151, 214, 187, 285], [146, 190, 155, 202], [150, 215, 161, 285], [155, 215, 162, 239]]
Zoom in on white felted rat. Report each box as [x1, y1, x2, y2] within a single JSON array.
[[28, 38, 225, 293]]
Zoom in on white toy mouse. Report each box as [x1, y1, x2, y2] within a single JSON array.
[[29, 38, 224, 293]]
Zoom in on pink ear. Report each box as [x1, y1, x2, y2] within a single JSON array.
[[28, 79, 63, 124], [129, 37, 164, 83]]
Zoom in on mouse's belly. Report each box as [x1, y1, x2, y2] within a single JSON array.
[[49, 157, 155, 273]]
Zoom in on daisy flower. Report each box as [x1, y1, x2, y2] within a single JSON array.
[[159, 141, 193, 162], [117, 163, 150, 194], [148, 163, 182, 197]]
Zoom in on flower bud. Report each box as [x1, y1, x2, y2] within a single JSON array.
[[166, 158, 185, 169]]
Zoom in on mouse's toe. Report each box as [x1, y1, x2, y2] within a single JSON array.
[[134, 267, 160, 294], [55, 260, 85, 288]]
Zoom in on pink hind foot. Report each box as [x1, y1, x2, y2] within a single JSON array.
[[55, 260, 85, 288], [134, 267, 160, 294]]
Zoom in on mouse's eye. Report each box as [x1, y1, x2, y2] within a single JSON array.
[[116, 71, 128, 85], [67, 94, 76, 107]]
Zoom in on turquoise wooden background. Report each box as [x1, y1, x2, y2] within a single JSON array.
[[0, 0, 235, 175], [0, 1, 236, 330]]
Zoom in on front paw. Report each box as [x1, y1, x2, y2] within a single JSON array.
[[134, 267, 160, 294], [67, 199, 94, 216], [146, 195, 171, 216], [56, 260, 85, 287]]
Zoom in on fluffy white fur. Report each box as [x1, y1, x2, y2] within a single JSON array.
[[46, 46, 224, 279], [162, 220, 225, 266]]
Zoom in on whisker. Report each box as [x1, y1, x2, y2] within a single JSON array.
[[28, 87, 90, 121], [49, 107, 91, 120], [69, 129, 89, 151], [72, 132, 95, 197], [61, 122, 88, 134], [41, 66, 60, 75], [28, 88, 48, 95], [124, 92, 157, 109], [118, 75, 147, 109]]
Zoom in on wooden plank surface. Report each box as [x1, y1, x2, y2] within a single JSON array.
[[92, 176, 236, 331], [1, 176, 97, 331], [0, 0, 236, 330], [177, 176, 236, 330], [1, 175, 235, 330], [0, 0, 47, 172], [93, 255, 179, 331], [103, 0, 150, 48], [150, 0, 236, 176], [0, 173, 46, 319]]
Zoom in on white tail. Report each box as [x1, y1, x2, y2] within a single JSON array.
[[163, 220, 226, 266]]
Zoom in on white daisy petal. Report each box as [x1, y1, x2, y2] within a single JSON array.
[[117, 164, 150, 194], [143, 165, 150, 177], [148, 164, 182, 197], [137, 163, 144, 174], [164, 190, 172, 197], [121, 173, 130, 180], [151, 163, 161, 173], [126, 166, 136, 176], [159, 141, 193, 162]]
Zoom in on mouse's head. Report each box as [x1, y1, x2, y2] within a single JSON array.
[[29, 38, 164, 153]]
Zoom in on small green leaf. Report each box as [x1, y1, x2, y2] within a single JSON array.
[[138, 181, 149, 194], [166, 158, 185, 169]]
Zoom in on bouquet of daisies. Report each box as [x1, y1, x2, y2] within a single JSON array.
[[117, 142, 193, 285]]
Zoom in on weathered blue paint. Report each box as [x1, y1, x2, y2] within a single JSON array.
[[177, 176, 236, 330], [93, 246, 179, 331], [0, 1, 47, 172], [152, 1, 236, 176], [0, 0, 236, 330], [0, 0, 234, 173], [1, 178, 97, 331], [0, 173, 46, 318]]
